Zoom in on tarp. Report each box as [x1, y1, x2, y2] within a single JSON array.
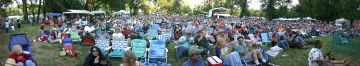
[[46, 13, 64, 17]]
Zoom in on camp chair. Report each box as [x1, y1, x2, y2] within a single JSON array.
[[148, 40, 168, 63], [69, 30, 81, 42], [333, 31, 349, 45], [151, 24, 160, 29], [131, 39, 148, 59], [8, 34, 37, 65], [157, 33, 168, 42], [261, 32, 272, 46], [110, 40, 128, 58], [95, 39, 111, 57], [248, 34, 257, 42], [79, 34, 95, 45], [147, 29, 158, 40]]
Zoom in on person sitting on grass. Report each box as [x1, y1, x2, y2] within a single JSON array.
[[176, 32, 194, 60], [83, 46, 111, 66], [182, 46, 205, 66], [48, 29, 61, 43], [129, 31, 142, 40], [33, 25, 50, 42], [234, 36, 269, 65], [84, 23, 96, 37], [96, 28, 110, 40], [5, 45, 36, 66], [112, 28, 125, 40], [194, 30, 213, 57], [120, 50, 143, 66], [290, 32, 307, 49], [308, 40, 349, 66], [214, 39, 232, 59]]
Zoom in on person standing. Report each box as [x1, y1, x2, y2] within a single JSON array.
[[17, 19, 21, 28]]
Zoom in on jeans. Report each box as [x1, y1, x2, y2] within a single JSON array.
[[17, 60, 36, 66], [277, 40, 289, 49], [198, 45, 215, 56], [5, 28, 9, 33], [176, 45, 189, 59], [293, 37, 305, 46]]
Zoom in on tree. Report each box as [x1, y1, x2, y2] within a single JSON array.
[[240, 0, 248, 17], [0, 0, 12, 17], [261, 0, 277, 19], [171, 0, 181, 14], [296, 0, 360, 22], [23, 0, 29, 23]]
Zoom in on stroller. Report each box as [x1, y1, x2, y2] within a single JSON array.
[[7, 34, 37, 66]]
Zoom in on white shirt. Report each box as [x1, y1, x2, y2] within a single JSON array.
[[308, 48, 324, 66], [5, 21, 10, 28], [84, 26, 95, 32], [112, 32, 125, 40], [81, 20, 88, 26]]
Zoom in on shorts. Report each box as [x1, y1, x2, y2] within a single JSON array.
[[243, 52, 253, 62]]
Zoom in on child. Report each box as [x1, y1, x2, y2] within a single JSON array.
[[62, 34, 78, 57]]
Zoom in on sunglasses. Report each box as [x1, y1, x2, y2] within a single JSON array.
[[92, 50, 98, 52]]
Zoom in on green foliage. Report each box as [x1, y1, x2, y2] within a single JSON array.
[[296, 0, 360, 21], [0, 0, 12, 17]]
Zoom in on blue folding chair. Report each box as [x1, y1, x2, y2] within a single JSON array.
[[147, 29, 158, 40], [95, 39, 111, 57], [110, 40, 128, 58], [131, 39, 147, 59], [157, 33, 168, 42], [261, 32, 271, 46], [148, 40, 168, 63]]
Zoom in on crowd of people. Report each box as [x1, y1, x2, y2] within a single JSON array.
[[2, 13, 354, 66]]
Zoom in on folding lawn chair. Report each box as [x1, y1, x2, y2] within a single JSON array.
[[110, 40, 128, 58], [69, 30, 81, 42], [261, 32, 271, 46], [95, 39, 111, 57], [148, 40, 168, 63], [131, 39, 148, 59]]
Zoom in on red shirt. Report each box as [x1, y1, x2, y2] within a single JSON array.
[[8, 53, 29, 62]]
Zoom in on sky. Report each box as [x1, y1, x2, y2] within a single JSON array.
[[9, 0, 299, 10], [248, 0, 299, 10], [182, 0, 299, 10]]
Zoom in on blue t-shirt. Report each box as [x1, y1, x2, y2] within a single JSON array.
[[182, 58, 205, 66]]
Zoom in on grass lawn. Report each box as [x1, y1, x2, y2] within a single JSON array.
[[0, 24, 359, 66]]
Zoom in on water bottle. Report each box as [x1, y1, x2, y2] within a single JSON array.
[[207, 50, 211, 57]]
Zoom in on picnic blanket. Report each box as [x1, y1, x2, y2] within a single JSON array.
[[266, 46, 283, 57]]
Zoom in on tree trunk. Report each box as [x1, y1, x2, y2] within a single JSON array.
[[22, 0, 29, 23], [37, 0, 42, 24], [43, 0, 46, 21], [240, 0, 247, 17], [30, 0, 36, 19]]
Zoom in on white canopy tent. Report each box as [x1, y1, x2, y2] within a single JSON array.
[[7, 16, 22, 19], [273, 18, 300, 21], [303, 17, 316, 20], [90, 10, 106, 15], [113, 10, 130, 15], [207, 7, 228, 18], [112, 10, 130, 17], [63, 10, 90, 14], [335, 18, 350, 27]]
